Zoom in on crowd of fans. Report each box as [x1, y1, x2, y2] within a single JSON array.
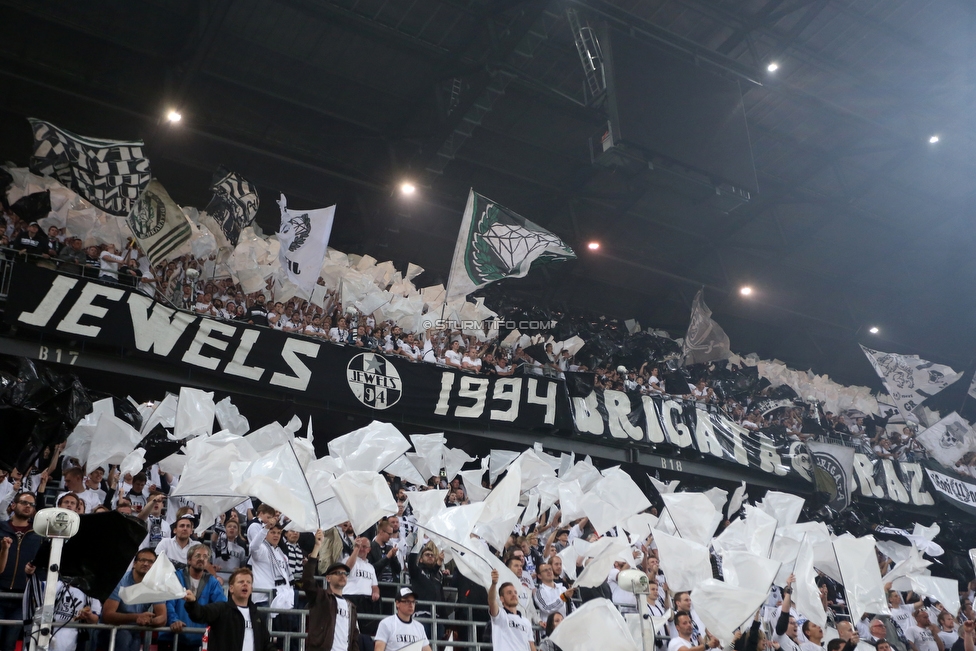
[[0, 445, 974, 651], [0, 208, 931, 470]]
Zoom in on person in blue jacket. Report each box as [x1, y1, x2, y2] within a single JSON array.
[[161, 543, 226, 651]]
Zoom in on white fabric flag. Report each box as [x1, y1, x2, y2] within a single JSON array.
[[330, 471, 398, 534], [459, 468, 490, 502], [652, 531, 712, 592], [515, 449, 556, 492], [580, 468, 651, 534], [119, 554, 187, 605], [661, 492, 719, 546], [882, 547, 931, 592], [561, 458, 602, 491], [558, 480, 585, 521], [620, 513, 659, 542], [443, 448, 475, 483], [489, 449, 520, 484], [474, 463, 523, 550], [277, 193, 336, 293], [87, 411, 142, 474], [758, 491, 805, 527], [574, 536, 633, 589], [118, 448, 146, 480], [916, 412, 976, 467], [423, 502, 486, 545], [549, 598, 639, 651], [174, 388, 215, 440], [910, 576, 960, 617], [648, 475, 680, 495], [231, 442, 319, 532], [794, 538, 828, 630], [833, 535, 890, 620], [215, 397, 249, 436], [720, 551, 781, 596], [860, 345, 963, 422], [693, 579, 769, 646], [727, 481, 747, 518], [384, 455, 427, 486], [408, 489, 449, 526], [327, 421, 411, 474], [711, 506, 777, 558], [409, 433, 446, 481]]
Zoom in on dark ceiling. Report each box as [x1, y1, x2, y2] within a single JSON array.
[[1, 0, 974, 390]]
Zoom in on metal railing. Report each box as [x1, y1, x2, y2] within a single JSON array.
[[0, 586, 507, 651]]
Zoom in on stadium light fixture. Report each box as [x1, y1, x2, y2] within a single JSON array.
[[767, 62, 779, 72], [587, 241, 600, 251], [869, 326, 880, 334], [928, 135, 939, 144], [166, 110, 182, 123], [400, 182, 416, 195], [740, 286, 753, 296]]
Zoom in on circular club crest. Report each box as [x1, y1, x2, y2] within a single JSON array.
[[346, 352, 402, 410], [131, 191, 167, 238]]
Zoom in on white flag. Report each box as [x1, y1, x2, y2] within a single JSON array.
[[860, 345, 962, 422], [916, 412, 976, 468], [277, 193, 335, 293]]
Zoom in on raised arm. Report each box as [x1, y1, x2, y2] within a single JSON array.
[[488, 568, 500, 618]]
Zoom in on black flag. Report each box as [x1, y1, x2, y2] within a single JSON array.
[[205, 166, 259, 246], [28, 118, 151, 216]]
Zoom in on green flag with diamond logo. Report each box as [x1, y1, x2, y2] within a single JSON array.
[[445, 190, 576, 301]]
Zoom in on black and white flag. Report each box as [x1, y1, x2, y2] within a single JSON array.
[[682, 289, 731, 365], [806, 441, 855, 512], [277, 193, 335, 293], [204, 166, 259, 246], [860, 345, 963, 422], [28, 118, 151, 216], [127, 179, 191, 266]]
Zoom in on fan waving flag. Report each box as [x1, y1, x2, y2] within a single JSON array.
[[205, 166, 259, 246], [445, 190, 575, 301], [682, 289, 731, 365], [860, 345, 963, 422], [277, 193, 335, 293], [28, 118, 151, 216], [127, 179, 192, 266]]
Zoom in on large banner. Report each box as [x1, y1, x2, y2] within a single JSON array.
[[5, 266, 571, 432], [569, 384, 815, 484], [922, 461, 976, 517], [0, 265, 959, 512]]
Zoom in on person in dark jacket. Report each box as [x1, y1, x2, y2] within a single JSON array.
[[183, 568, 275, 651], [0, 491, 42, 651], [302, 555, 359, 651], [407, 544, 447, 640]]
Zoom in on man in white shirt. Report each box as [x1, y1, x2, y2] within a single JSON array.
[[938, 612, 960, 650], [668, 611, 708, 651], [343, 537, 379, 634], [374, 587, 431, 651], [774, 577, 802, 651], [444, 341, 463, 368], [98, 244, 126, 282], [905, 608, 946, 651], [155, 515, 194, 569], [667, 592, 705, 643], [889, 591, 925, 637], [489, 569, 536, 651], [801, 621, 826, 651], [533, 562, 574, 620], [247, 523, 291, 605]]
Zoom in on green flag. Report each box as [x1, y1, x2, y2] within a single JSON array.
[[445, 190, 575, 301]]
